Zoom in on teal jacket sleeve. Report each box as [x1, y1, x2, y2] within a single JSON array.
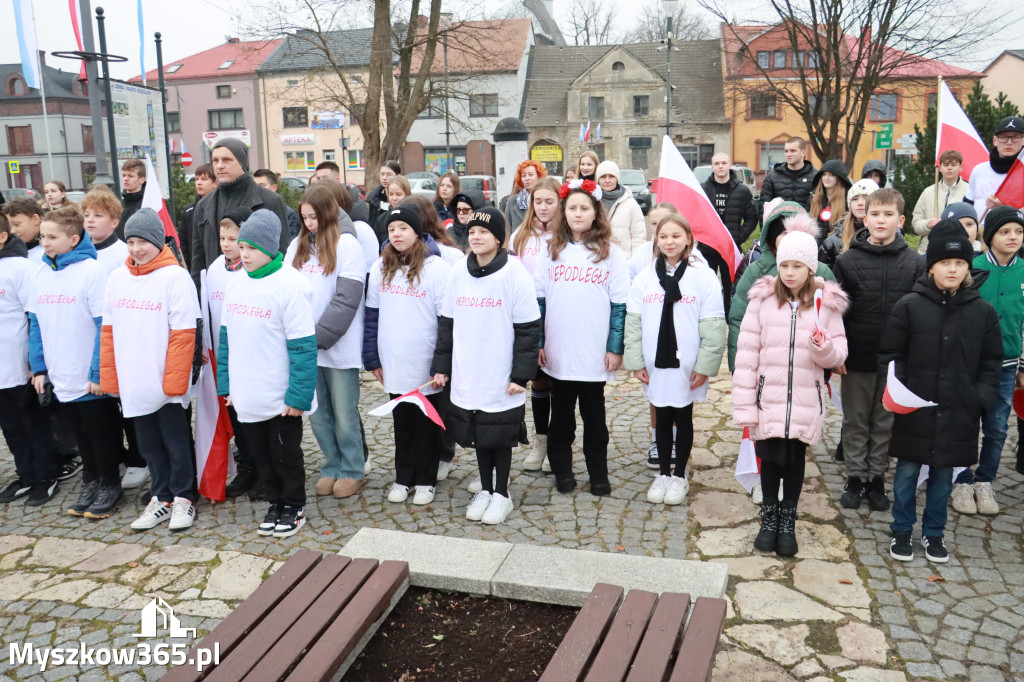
[[728, 263, 759, 372], [285, 334, 318, 411], [607, 302, 626, 355], [217, 325, 230, 396], [28, 312, 46, 375], [89, 317, 102, 384]]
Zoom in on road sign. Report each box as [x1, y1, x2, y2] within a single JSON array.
[[180, 153, 193, 168], [876, 123, 894, 150], [7, 161, 19, 174]]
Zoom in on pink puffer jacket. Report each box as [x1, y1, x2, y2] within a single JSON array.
[[733, 276, 848, 446]]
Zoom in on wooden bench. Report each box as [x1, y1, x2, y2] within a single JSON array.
[[162, 549, 409, 682], [540, 583, 728, 682]]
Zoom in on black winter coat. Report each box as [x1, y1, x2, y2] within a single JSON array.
[[366, 185, 386, 227], [118, 185, 145, 240], [877, 276, 1003, 468], [832, 229, 925, 372], [758, 162, 817, 212], [701, 170, 758, 246]]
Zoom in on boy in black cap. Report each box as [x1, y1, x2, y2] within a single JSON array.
[[966, 116, 1024, 220]]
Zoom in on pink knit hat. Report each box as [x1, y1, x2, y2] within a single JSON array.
[[776, 231, 819, 273]]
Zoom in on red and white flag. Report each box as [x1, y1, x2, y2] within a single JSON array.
[[68, 0, 87, 80], [584, 120, 591, 143], [812, 289, 823, 334], [935, 81, 988, 181], [882, 360, 937, 414], [651, 136, 741, 280], [993, 148, 1024, 210], [734, 427, 760, 493], [368, 387, 446, 429], [194, 270, 235, 502], [142, 156, 181, 248], [826, 375, 843, 414]]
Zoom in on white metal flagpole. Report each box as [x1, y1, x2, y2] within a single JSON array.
[[29, 0, 55, 181]]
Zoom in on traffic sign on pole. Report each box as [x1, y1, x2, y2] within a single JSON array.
[[181, 153, 193, 168], [7, 161, 19, 174], [876, 124, 894, 150]]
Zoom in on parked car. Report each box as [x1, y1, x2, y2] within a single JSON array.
[[406, 171, 440, 182], [618, 168, 652, 215], [1, 188, 38, 202], [692, 165, 757, 195], [409, 177, 439, 199], [344, 182, 365, 200], [458, 175, 498, 206], [279, 176, 308, 193], [66, 191, 87, 205]]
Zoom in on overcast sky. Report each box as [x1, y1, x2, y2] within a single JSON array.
[[0, 0, 1017, 83]]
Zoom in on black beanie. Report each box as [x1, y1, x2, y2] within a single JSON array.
[[983, 205, 1024, 248], [212, 138, 250, 173], [386, 206, 422, 235], [466, 206, 506, 245], [926, 220, 973, 269]]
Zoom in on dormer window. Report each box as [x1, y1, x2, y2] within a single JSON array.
[[612, 61, 625, 71], [166, 64, 183, 73], [218, 60, 235, 70], [7, 75, 27, 96]]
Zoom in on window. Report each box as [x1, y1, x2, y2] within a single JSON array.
[[612, 61, 625, 71], [284, 151, 314, 172], [287, 79, 299, 87], [324, 149, 335, 162], [750, 93, 777, 119], [589, 96, 605, 120], [809, 93, 830, 119], [633, 95, 649, 117], [870, 93, 898, 121], [593, 143, 605, 162], [773, 51, 786, 69], [469, 93, 499, 117], [6, 125, 33, 155], [208, 109, 244, 130], [167, 112, 181, 133], [631, 147, 648, 168], [166, 64, 183, 74], [218, 60, 235, 70], [81, 162, 96, 186], [282, 106, 308, 128], [216, 85, 231, 99], [760, 142, 787, 170], [418, 96, 445, 119], [757, 51, 770, 69], [347, 149, 365, 170], [927, 92, 938, 111], [82, 125, 94, 154]]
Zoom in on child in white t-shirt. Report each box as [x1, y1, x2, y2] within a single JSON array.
[[364, 205, 451, 506], [624, 213, 726, 505], [2, 198, 45, 264], [286, 183, 366, 500], [82, 188, 129, 275], [534, 180, 629, 496], [432, 207, 541, 525]]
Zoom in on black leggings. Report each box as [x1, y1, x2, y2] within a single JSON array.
[[654, 404, 693, 477], [531, 370, 552, 436], [548, 380, 608, 484], [477, 447, 512, 497], [760, 458, 806, 503]]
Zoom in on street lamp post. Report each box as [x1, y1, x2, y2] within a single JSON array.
[[662, 0, 678, 139]]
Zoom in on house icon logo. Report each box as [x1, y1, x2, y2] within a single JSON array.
[[134, 597, 197, 639]]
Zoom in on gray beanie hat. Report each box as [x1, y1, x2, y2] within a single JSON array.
[[239, 209, 282, 257], [212, 138, 250, 173], [941, 202, 977, 225], [124, 208, 165, 250]]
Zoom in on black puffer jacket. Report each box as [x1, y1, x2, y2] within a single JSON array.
[[119, 185, 145, 240], [878, 275, 1002, 468], [701, 170, 758, 246], [758, 161, 817, 212], [366, 184, 386, 227], [832, 229, 925, 372]]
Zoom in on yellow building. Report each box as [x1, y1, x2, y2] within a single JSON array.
[[983, 50, 1024, 111]]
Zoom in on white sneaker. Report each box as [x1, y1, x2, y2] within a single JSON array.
[[466, 491, 492, 521], [542, 457, 551, 473], [121, 467, 150, 489], [647, 475, 670, 504], [363, 455, 372, 476], [413, 485, 435, 505], [168, 497, 195, 531], [131, 496, 172, 530], [974, 482, 999, 515], [663, 476, 689, 505], [751, 482, 763, 506], [467, 476, 483, 494], [387, 483, 410, 503], [436, 461, 452, 481], [481, 492, 514, 524], [524, 435, 547, 470], [950, 483, 977, 514]]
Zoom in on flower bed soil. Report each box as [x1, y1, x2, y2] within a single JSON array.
[[343, 586, 579, 681]]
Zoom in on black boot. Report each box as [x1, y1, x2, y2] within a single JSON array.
[[518, 420, 530, 446], [866, 475, 890, 511], [226, 466, 258, 498], [776, 500, 799, 557], [754, 501, 779, 552], [834, 437, 844, 462], [840, 476, 864, 509], [555, 472, 577, 493]]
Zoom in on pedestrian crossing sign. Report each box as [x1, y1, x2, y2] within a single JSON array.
[[7, 161, 18, 174]]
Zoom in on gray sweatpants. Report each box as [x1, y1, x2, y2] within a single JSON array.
[[840, 371, 893, 480]]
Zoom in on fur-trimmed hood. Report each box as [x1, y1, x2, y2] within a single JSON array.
[[747, 276, 849, 314]]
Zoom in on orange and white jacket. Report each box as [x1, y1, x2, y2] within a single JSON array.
[[100, 246, 200, 418]]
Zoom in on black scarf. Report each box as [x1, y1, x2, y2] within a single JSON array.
[[654, 254, 687, 369], [467, 248, 508, 278], [600, 184, 624, 214], [991, 147, 1017, 175]]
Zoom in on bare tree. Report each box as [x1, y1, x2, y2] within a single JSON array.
[[563, 0, 617, 45], [704, 0, 990, 163], [621, 3, 712, 43]]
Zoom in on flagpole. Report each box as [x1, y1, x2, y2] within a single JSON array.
[[934, 76, 942, 218], [29, 0, 55, 183]]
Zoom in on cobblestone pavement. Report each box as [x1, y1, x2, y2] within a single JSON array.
[[0, 372, 1020, 680]]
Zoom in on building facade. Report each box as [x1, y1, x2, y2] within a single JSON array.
[[983, 50, 1024, 112]]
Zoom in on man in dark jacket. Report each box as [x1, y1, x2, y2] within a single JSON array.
[[189, 138, 290, 289], [118, 158, 147, 238], [701, 153, 758, 247], [758, 137, 816, 212]]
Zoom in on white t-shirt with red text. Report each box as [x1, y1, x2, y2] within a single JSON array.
[[510, 229, 552, 278], [205, 255, 244, 341], [0, 255, 38, 389]]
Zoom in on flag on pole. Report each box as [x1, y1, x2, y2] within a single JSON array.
[[826, 376, 843, 413], [368, 387, 446, 429], [882, 360, 938, 414], [13, 0, 41, 89], [812, 289, 823, 334], [595, 123, 601, 141], [584, 120, 591, 143], [180, 137, 188, 156], [194, 270, 234, 502], [168, 138, 175, 154], [579, 123, 585, 143], [651, 136, 742, 280], [142, 156, 180, 247], [735, 427, 760, 493], [68, 0, 87, 80], [993, 149, 1024, 210], [935, 81, 988, 181], [137, 0, 146, 84]]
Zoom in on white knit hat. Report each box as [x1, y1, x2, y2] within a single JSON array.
[[847, 178, 879, 206], [595, 160, 620, 182], [776, 231, 819, 273]]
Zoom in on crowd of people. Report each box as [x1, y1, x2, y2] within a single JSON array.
[[0, 118, 1022, 560]]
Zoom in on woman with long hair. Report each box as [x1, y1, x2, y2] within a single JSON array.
[[502, 160, 547, 233], [433, 172, 459, 224]]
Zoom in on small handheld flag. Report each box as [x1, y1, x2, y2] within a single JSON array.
[[368, 385, 446, 429], [882, 361, 937, 414], [734, 427, 760, 493], [812, 289, 823, 334]]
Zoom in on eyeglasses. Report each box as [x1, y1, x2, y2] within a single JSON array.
[[456, 207, 473, 214], [997, 134, 1024, 143]]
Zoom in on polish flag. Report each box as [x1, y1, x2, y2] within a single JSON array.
[[584, 120, 591, 143], [368, 386, 446, 429], [142, 156, 180, 248], [734, 428, 761, 493], [194, 270, 235, 502], [651, 136, 741, 280], [826, 375, 843, 413], [68, 0, 87, 80], [993, 148, 1024, 210], [812, 289, 823, 334], [882, 360, 937, 414], [915, 464, 967, 489], [935, 81, 989, 181], [579, 123, 585, 143]]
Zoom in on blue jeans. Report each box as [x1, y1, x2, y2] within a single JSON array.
[[310, 367, 365, 480], [891, 459, 953, 538], [956, 364, 1016, 485]]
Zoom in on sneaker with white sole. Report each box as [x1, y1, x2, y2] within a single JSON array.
[[273, 506, 305, 537], [168, 497, 195, 531], [646, 442, 660, 469], [466, 491, 492, 521], [0, 478, 32, 503], [889, 531, 913, 561], [258, 504, 280, 535], [481, 492, 514, 524], [523, 435, 547, 470], [751, 481, 764, 506], [363, 455, 372, 477], [647, 475, 670, 504], [120, 466, 150, 490], [950, 483, 977, 514], [467, 476, 483, 494], [387, 484, 410, 503], [413, 486, 435, 505], [131, 497, 172, 530], [973, 482, 999, 515], [436, 461, 452, 481], [663, 476, 689, 505], [922, 535, 949, 563]]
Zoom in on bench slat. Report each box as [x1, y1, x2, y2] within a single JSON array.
[[624, 592, 691, 682], [583, 590, 658, 682], [162, 548, 323, 682], [202, 555, 351, 682], [283, 559, 410, 682], [241, 557, 378, 682], [667, 597, 728, 682], [539, 583, 624, 682]]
